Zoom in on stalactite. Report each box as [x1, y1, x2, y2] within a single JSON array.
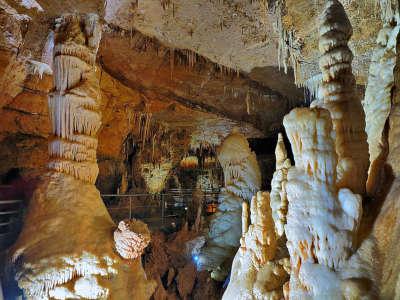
[[46, 14, 103, 183], [274, 0, 304, 86], [41, 30, 55, 70], [304, 73, 323, 102], [140, 162, 172, 194]]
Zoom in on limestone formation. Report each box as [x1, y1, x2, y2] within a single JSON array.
[[363, 22, 399, 195], [311, 0, 369, 196], [114, 219, 151, 260], [140, 161, 172, 194], [367, 12, 400, 298], [223, 192, 289, 300], [10, 14, 155, 299], [47, 14, 102, 184], [283, 108, 364, 298], [198, 130, 261, 281], [270, 133, 291, 237]]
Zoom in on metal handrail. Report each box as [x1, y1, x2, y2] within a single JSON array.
[[0, 200, 23, 204], [102, 189, 220, 228], [0, 210, 20, 215]]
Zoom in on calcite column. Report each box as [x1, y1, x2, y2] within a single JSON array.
[[11, 14, 155, 300], [311, 0, 369, 195], [197, 130, 261, 281], [47, 14, 102, 183]]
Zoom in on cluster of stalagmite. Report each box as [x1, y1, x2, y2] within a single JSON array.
[[283, 108, 366, 298], [311, 0, 369, 195], [10, 14, 155, 299], [223, 192, 289, 300], [198, 129, 261, 281], [270, 133, 291, 237]]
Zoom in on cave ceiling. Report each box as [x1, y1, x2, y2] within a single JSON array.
[[0, 0, 385, 177]]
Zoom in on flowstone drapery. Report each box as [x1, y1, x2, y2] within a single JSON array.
[[10, 14, 155, 299], [363, 22, 399, 195], [198, 130, 261, 281], [222, 192, 289, 300], [311, 0, 369, 196]]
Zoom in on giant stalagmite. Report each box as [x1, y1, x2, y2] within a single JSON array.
[[311, 0, 369, 195], [10, 14, 155, 299], [281, 1, 375, 297], [198, 130, 261, 281]]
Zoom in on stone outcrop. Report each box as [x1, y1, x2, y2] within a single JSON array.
[[114, 219, 151, 260]]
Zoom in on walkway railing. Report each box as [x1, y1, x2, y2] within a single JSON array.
[[0, 185, 24, 251], [102, 188, 220, 230]]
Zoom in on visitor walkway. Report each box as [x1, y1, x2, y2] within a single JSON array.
[[102, 188, 220, 230]]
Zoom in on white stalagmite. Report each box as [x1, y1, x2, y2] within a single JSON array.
[[270, 133, 291, 237], [198, 129, 261, 281], [362, 23, 399, 195], [311, 0, 369, 196], [283, 108, 364, 298], [10, 13, 155, 299], [223, 192, 289, 300]]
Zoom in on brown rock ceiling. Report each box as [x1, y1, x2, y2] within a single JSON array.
[[0, 0, 386, 184]]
